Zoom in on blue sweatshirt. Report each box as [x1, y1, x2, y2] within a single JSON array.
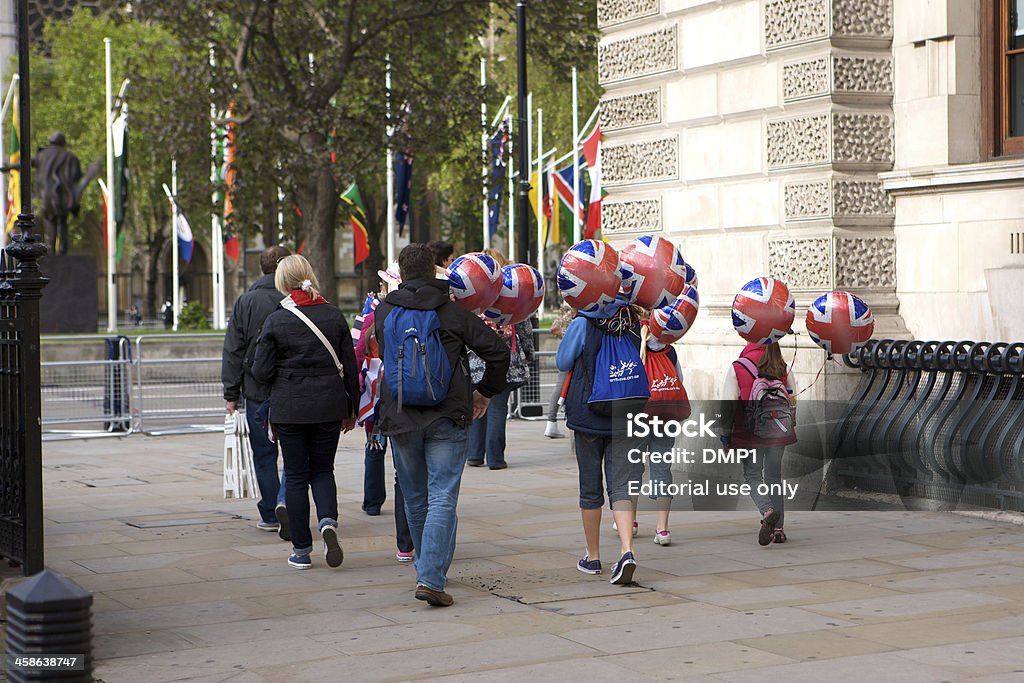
[[555, 295, 629, 372]]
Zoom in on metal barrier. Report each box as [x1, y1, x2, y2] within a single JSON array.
[[836, 339, 1024, 511], [134, 333, 225, 433], [512, 351, 563, 420], [40, 336, 133, 438]]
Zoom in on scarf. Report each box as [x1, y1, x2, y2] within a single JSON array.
[[283, 289, 328, 307]]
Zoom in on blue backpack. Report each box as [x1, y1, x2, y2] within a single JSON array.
[[587, 313, 650, 417], [383, 306, 453, 411]]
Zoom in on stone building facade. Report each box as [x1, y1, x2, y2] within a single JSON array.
[[598, 0, 1024, 399]]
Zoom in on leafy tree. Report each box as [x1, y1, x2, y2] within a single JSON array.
[[27, 9, 209, 316], [135, 0, 598, 296]]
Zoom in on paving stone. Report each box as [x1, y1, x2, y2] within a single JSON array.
[[605, 641, 797, 677], [712, 651, 958, 683], [804, 589, 1007, 622], [734, 629, 898, 661], [895, 636, 1024, 676]]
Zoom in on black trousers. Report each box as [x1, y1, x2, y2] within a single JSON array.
[[276, 421, 342, 554]]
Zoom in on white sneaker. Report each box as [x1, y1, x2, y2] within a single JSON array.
[[654, 529, 671, 546], [544, 421, 565, 439], [612, 520, 639, 537]]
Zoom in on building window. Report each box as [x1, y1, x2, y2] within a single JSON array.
[[984, 0, 1024, 156]]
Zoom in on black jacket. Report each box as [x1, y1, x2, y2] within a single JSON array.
[[249, 301, 359, 424], [222, 274, 282, 403], [374, 278, 509, 435]]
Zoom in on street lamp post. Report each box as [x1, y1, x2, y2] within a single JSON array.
[[515, 0, 531, 266], [2, 0, 48, 576]]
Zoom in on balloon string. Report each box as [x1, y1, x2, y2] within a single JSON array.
[[794, 356, 828, 398]]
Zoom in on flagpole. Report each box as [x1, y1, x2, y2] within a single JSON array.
[[571, 67, 581, 244], [480, 58, 489, 251], [170, 162, 180, 331], [526, 91, 532, 263], [104, 37, 117, 332], [385, 55, 395, 265], [506, 113, 514, 259], [207, 45, 224, 331], [536, 107, 544, 318], [0, 74, 16, 251]]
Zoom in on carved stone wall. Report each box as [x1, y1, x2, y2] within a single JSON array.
[[784, 55, 893, 102], [767, 114, 830, 168], [598, 26, 678, 84], [833, 179, 894, 216], [836, 236, 896, 288], [600, 90, 662, 131], [768, 237, 833, 290], [765, 0, 892, 50], [603, 136, 679, 185], [597, 0, 660, 29], [784, 181, 831, 219], [603, 199, 663, 235], [833, 113, 894, 165], [765, 0, 829, 50]]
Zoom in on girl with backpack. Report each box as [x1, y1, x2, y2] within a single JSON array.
[[721, 341, 796, 545], [556, 295, 649, 585]]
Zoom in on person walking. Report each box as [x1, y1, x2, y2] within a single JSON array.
[[721, 341, 797, 545], [375, 243, 509, 607], [161, 299, 173, 329], [544, 302, 576, 439], [250, 255, 359, 569], [556, 295, 648, 585], [222, 245, 292, 539], [355, 261, 415, 562]]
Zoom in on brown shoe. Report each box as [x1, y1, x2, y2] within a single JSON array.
[[758, 509, 780, 546], [415, 585, 454, 607]]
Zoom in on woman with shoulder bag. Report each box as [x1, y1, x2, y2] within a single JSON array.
[[250, 255, 359, 570]]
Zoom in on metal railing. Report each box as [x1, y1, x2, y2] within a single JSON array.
[[133, 333, 224, 433], [836, 339, 1024, 511], [40, 336, 133, 438]]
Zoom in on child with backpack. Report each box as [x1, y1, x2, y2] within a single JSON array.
[[556, 295, 649, 585], [721, 341, 797, 545]]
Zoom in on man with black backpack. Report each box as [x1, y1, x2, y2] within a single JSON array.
[[375, 244, 510, 607]]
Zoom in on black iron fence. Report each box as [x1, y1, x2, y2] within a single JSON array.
[[835, 339, 1024, 511]]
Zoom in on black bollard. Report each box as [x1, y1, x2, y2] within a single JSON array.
[[5, 569, 93, 682]]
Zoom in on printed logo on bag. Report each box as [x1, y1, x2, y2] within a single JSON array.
[[609, 359, 641, 382], [404, 327, 419, 334], [650, 374, 679, 392]]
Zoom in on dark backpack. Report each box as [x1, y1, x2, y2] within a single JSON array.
[[383, 306, 453, 411], [736, 357, 795, 440], [586, 311, 650, 417]]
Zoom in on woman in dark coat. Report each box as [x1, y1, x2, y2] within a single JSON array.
[[251, 255, 359, 570]]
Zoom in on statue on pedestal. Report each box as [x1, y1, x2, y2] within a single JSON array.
[[33, 132, 101, 256]]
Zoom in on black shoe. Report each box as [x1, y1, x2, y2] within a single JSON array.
[[759, 509, 780, 546], [609, 551, 637, 585], [488, 462, 508, 470], [415, 585, 454, 607], [467, 459, 485, 467], [321, 525, 344, 568], [364, 508, 382, 516], [275, 504, 291, 542]]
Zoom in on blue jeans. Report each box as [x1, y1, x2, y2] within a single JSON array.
[[743, 446, 785, 527], [390, 418, 468, 592], [246, 399, 286, 524], [467, 388, 511, 466]]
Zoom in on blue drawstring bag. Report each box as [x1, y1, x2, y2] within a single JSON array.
[[587, 313, 650, 417]]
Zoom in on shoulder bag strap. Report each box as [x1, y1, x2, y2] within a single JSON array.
[[735, 356, 759, 379], [285, 306, 344, 379]]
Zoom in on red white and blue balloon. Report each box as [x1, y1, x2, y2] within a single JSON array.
[[649, 285, 700, 344], [731, 277, 795, 345], [619, 235, 688, 310], [683, 261, 698, 290], [805, 290, 875, 355], [483, 264, 544, 326], [557, 239, 622, 313], [447, 253, 502, 314]]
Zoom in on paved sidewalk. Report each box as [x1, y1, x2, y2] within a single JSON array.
[[17, 422, 1024, 681]]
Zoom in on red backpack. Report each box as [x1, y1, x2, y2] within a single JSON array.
[[642, 343, 690, 420]]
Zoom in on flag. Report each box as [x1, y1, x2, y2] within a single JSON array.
[[176, 209, 194, 263], [487, 120, 509, 237], [544, 164, 559, 247], [582, 122, 605, 240], [5, 92, 19, 236], [553, 158, 585, 240], [98, 179, 125, 261], [394, 150, 413, 236], [112, 104, 128, 244], [340, 181, 370, 266], [222, 114, 240, 261]]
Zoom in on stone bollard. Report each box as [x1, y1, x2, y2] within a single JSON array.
[[5, 569, 93, 682]]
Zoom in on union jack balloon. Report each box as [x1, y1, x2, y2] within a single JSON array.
[[483, 264, 544, 326], [648, 285, 700, 344], [683, 261, 698, 290], [557, 239, 622, 313], [805, 290, 875, 355], [447, 253, 502, 314], [619, 235, 688, 309], [731, 277, 795, 345]]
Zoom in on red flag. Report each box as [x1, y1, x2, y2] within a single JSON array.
[[582, 123, 604, 240]]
